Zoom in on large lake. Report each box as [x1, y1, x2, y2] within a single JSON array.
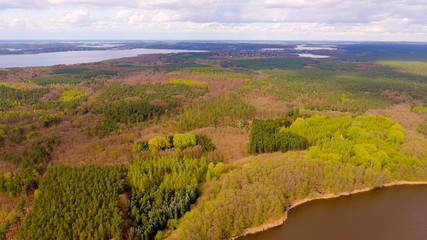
[[0, 48, 202, 68], [241, 184, 427, 240]]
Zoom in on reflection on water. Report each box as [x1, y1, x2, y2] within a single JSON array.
[[241, 185, 427, 240], [297, 53, 330, 58], [0, 48, 202, 68], [295, 44, 337, 50]]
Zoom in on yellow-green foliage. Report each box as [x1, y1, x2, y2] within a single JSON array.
[[173, 133, 197, 150], [290, 115, 415, 172], [0, 110, 43, 120], [412, 105, 427, 113], [386, 123, 405, 144], [36, 67, 51, 72], [377, 61, 427, 77], [172, 114, 427, 240], [58, 88, 85, 101], [128, 156, 208, 191], [418, 123, 427, 136], [0, 82, 28, 90], [169, 78, 208, 86], [26, 131, 39, 140], [148, 136, 171, 153], [206, 162, 225, 180], [172, 154, 427, 240]]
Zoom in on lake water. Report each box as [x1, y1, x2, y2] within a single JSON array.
[[241, 184, 427, 240], [297, 53, 330, 58], [295, 44, 337, 50], [0, 48, 202, 68]]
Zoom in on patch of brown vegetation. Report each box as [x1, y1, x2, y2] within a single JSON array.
[[0, 160, 20, 174], [164, 70, 255, 103], [0, 193, 34, 239], [303, 64, 318, 69], [149, 99, 168, 107], [124, 96, 141, 102], [244, 92, 293, 118], [119, 54, 162, 65], [118, 192, 132, 239], [50, 114, 136, 167], [0, 68, 41, 83], [171, 94, 185, 98], [353, 64, 378, 70], [381, 90, 414, 102], [39, 88, 61, 102], [190, 127, 249, 163]]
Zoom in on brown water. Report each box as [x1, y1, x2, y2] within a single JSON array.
[[241, 185, 427, 240]]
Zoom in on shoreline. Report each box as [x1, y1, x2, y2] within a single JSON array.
[[232, 180, 427, 239]]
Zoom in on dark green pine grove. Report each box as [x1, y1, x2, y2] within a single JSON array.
[[128, 156, 212, 239], [249, 118, 309, 154], [130, 186, 199, 240]]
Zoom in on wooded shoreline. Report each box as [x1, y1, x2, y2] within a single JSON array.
[[233, 181, 427, 239]]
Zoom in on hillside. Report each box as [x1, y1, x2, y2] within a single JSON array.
[[0, 43, 426, 240]]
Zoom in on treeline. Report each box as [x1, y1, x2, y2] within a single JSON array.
[[172, 155, 427, 240], [0, 85, 49, 110], [171, 95, 255, 132], [128, 156, 216, 239], [18, 164, 127, 240], [248, 118, 309, 154]]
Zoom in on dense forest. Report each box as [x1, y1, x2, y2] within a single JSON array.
[[0, 42, 426, 240], [17, 165, 127, 240]]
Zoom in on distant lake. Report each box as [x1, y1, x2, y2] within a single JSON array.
[[297, 53, 330, 58], [295, 44, 337, 50], [241, 184, 427, 240], [0, 48, 203, 68]]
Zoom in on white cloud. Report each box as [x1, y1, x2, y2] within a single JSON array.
[[115, 10, 144, 25], [61, 9, 88, 24], [0, 0, 426, 40]]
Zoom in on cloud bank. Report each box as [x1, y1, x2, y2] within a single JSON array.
[[0, 0, 426, 40]]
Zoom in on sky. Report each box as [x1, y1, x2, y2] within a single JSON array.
[[0, 0, 426, 41]]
